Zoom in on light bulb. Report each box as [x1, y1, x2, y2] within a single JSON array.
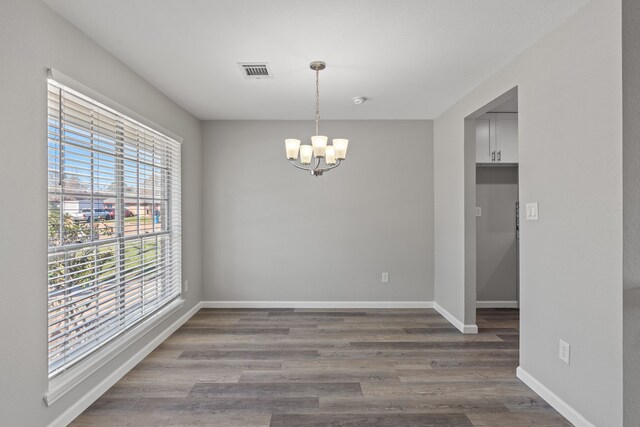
[[285, 139, 301, 160], [333, 139, 348, 160], [299, 145, 313, 164], [325, 146, 336, 165], [311, 135, 328, 157]]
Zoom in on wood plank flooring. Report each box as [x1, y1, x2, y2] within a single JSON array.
[[70, 308, 572, 426]]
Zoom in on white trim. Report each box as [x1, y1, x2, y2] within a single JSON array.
[[433, 302, 478, 334], [476, 300, 519, 308], [47, 301, 201, 427], [516, 366, 595, 427], [201, 301, 434, 309]]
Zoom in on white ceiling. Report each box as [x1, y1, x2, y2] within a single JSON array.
[[42, 0, 588, 120]]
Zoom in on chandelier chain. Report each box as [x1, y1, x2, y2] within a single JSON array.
[[315, 68, 320, 135]]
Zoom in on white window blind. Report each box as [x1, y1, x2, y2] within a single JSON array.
[[47, 79, 182, 378]]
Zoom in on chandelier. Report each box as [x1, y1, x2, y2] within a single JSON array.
[[284, 61, 349, 177]]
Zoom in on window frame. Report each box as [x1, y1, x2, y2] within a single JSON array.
[[45, 69, 184, 405]]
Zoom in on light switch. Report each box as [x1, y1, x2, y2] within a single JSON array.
[[475, 207, 482, 217], [526, 203, 539, 221]]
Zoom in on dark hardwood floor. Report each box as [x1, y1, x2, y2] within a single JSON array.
[[70, 308, 571, 426]]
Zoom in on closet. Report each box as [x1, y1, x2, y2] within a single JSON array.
[[476, 107, 519, 307]]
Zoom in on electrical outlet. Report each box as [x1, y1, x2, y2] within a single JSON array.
[[381, 272, 389, 283], [475, 207, 482, 217], [559, 340, 570, 364], [184, 280, 189, 293]]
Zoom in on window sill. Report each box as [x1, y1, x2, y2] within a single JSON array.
[[44, 298, 184, 406]]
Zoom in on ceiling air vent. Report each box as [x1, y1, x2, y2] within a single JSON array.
[[238, 63, 272, 79]]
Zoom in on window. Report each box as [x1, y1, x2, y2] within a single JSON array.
[[47, 79, 181, 378]]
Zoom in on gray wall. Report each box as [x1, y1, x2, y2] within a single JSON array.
[[0, 1, 203, 425], [434, 0, 623, 425], [201, 120, 434, 302], [622, 0, 640, 423], [475, 167, 518, 302]]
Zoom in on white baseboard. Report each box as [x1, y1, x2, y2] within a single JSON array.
[[476, 300, 519, 308], [48, 302, 203, 427], [201, 301, 434, 309], [433, 302, 478, 334], [516, 366, 595, 427]]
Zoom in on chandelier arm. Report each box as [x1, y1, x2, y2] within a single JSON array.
[[289, 159, 315, 171], [313, 159, 342, 173]]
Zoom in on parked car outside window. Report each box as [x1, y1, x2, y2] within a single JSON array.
[[106, 208, 135, 220], [69, 210, 86, 222], [72, 208, 110, 222]]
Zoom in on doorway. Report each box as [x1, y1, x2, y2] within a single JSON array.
[[462, 87, 520, 333]]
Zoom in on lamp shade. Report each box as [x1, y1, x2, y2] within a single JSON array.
[[285, 139, 301, 160], [325, 146, 336, 165], [311, 135, 328, 157], [333, 138, 349, 160], [300, 145, 313, 164]]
